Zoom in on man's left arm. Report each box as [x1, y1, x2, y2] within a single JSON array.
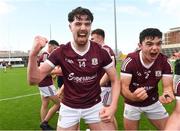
[[99, 66, 120, 122], [159, 75, 175, 104]]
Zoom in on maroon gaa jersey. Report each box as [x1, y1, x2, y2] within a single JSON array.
[[47, 41, 113, 108], [121, 51, 173, 107], [38, 52, 53, 87]]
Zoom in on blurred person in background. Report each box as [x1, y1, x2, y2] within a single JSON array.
[[91, 28, 118, 129], [37, 40, 60, 130], [165, 59, 180, 130]]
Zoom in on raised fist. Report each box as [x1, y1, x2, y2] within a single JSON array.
[[30, 36, 48, 56]]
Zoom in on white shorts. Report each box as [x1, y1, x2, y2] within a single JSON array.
[[124, 101, 169, 120], [38, 85, 57, 97], [57, 102, 103, 128], [101, 87, 112, 106]]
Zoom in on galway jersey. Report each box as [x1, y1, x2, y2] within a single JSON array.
[[38, 52, 53, 87], [121, 50, 173, 107], [47, 41, 113, 108], [174, 59, 180, 100]]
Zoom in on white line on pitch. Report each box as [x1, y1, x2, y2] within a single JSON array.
[[0, 93, 39, 102]]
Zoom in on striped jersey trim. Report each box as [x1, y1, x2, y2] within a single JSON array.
[[176, 96, 180, 100], [45, 59, 55, 68], [162, 74, 173, 77], [121, 57, 132, 71], [103, 61, 114, 70]]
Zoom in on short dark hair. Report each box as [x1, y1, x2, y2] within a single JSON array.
[[68, 7, 94, 23], [91, 28, 105, 39], [139, 28, 162, 44], [48, 40, 59, 46]]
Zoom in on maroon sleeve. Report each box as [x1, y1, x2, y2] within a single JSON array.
[[100, 47, 112, 67], [121, 56, 134, 74], [48, 47, 62, 66]]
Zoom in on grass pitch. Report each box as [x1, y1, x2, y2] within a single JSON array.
[[0, 66, 175, 130]]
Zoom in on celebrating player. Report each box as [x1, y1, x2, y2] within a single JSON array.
[[27, 7, 120, 130], [37, 40, 60, 130], [120, 28, 175, 130]]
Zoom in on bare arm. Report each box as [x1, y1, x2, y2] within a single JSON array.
[[57, 85, 64, 101], [100, 73, 109, 87], [51, 66, 63, 76], [120, 74, 148, 101], [100, 66, 120, 122], [165, 100, 180, 130], [159, 76, 175, 104], [27, 36, 53, 85], [107, 66, 120, 110], [100, 55, 115, 87]]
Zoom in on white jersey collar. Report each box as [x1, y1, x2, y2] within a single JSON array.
[[71, 41, 90, 56], [139, 50, 154, 69]]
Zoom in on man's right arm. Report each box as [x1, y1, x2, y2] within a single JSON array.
[[120, 75, 135, 101], [27, 36, 53, 85], [120, 74, 148, 101]]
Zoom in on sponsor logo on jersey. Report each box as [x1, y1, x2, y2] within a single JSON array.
[[132, 82, 140, 87], [68, 72, 97, 83], [144, 86, 154, 91], [65, 58, 74, 64]]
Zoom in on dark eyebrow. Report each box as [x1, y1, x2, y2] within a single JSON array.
[[75, 15, 92, 22], [145, 40, 162, 45]]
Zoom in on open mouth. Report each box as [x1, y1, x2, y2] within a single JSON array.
[[77, 32, 87, 38], [150, 52, 158, 58]]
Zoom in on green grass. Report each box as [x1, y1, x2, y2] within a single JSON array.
[[0, 68, 58, 130], [0, 66, 175, 130]]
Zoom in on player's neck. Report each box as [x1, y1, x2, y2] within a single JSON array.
[[73, 42, 89, 52], [139, 51, 154, 69], [71, 41, 90, 56]]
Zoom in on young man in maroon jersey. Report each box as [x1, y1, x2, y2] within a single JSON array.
[[37, 40, 60, 130], [120, 28, 175, 130], [27, 7, 120, 130], [91, 28, 118, 129], [165, 59, 180, 130]]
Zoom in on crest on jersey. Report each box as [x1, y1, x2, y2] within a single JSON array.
[[91, 58, 98, 65], [155, 70, 162, 77]]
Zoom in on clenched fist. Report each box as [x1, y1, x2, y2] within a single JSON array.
[[133, 87, 148, 101], [30, 36, 48, 56]]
